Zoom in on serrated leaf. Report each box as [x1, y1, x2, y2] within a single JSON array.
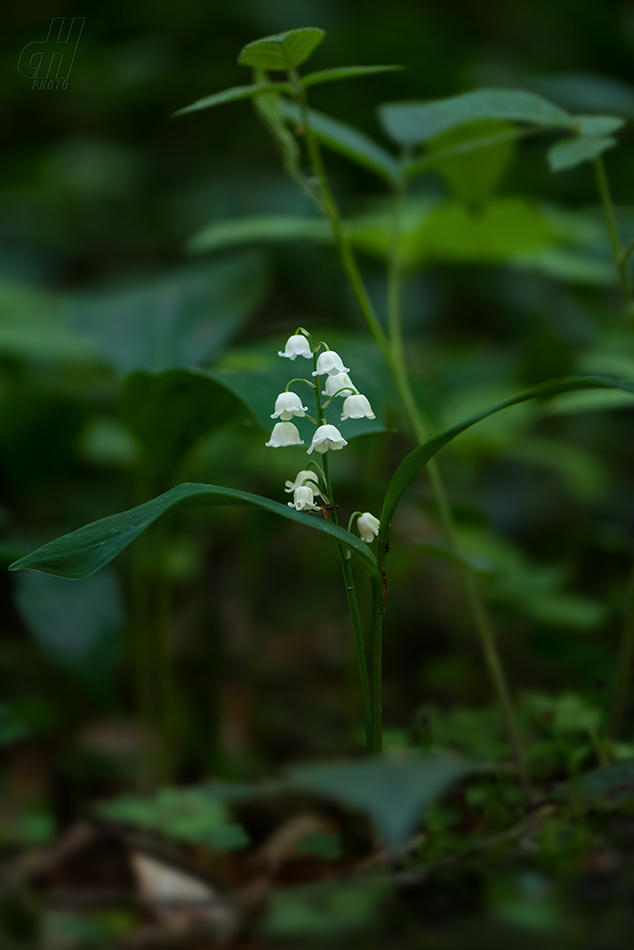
[[379, 88, 574, 145], [575, 114, 625, 136], [9, 483, 379, 581], [187, 216, 330, 255], [302, 65, 402, 87], [280, 100, 398, 182], [378, 376, 634, 554], [548, 134, 616, 172], [120, 370, 240, 481], [173, 82, 289, 116], [238, 28, 325, 71], [287, 754, 470, 846]]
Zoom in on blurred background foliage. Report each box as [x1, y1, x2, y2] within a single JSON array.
[[3, 0, 634, 862]]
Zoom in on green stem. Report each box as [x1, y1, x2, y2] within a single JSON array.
[[313, 349, 372, 749], [370, 574, 384, 754], [594, 156, 634, 312], [608, 564, 634, 740]]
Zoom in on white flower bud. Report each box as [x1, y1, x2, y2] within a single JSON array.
[[265, 421, 304, 448], [312, 350, 350, 377], [278, 334, 312, 360], [341, 393, 376, 421], [271, 391, 308, 420], [357, 512, 380, 543], [323, 372, 357, 397], [287, 484, 321, 512], [307, 424, 348, 455]]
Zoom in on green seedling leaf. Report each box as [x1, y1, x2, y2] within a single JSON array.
[[9, 483, 379, 581], [13, 570, 124, 682], [263, 879, 391, 935], [120, 370, 240, 480], [575, 114, 625, 136], [238, 28, 325, 71], [280, 100, 399, 182], [97, 788, 249, 850], [548, 134, 616, 171], [65, 255, 267, 374], [286, 754, 470, 846], [379, 88, 574, 145], [302, 65, 403, 87], [554, 761, 634, 806], [173, 82, 290, 116], [424, 119, 516, 202], [378, 376, 634, 555], [187, 215, 330, 255]]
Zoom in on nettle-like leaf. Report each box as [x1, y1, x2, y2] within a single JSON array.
[[379, 89, 575, 145], [173, 82, 289, 117], [378, 376, 634, 557], [548, 134, 617, 172], [237, 28, 325, 71], [9, 484, 379, 581], [287, 754, 471, 846], [280, 100, 399, 182]]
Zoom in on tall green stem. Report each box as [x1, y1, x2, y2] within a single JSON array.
[[594, 156, 634, 312], [370, 574, 384, 754], [313, 348, 373, 749]]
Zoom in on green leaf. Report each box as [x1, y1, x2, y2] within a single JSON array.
[[287, 755, 470, 846], [574, 114, 625, 136], [173, 82, 290, 116], [119, 370, 240, 480], [424, 119, 516, 202], [238, 28, 325, 71], [9, 483, 379, 581], [379, 88, 574, 145], [187, 216, 330, 255], [379, 376, 634, 553], [548, 135, 616, 171], [65, 256, 267, 374], [279, 100, 398, 182], [13, 570, 124, 682], [554, 761, 634, 805], [302, 65, 403, 87]]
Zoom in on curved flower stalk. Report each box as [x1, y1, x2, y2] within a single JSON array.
[[323, 372, 357, 397]]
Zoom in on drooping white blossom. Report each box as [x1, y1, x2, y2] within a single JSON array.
[[312, 350, 350, 377], [357, 512, 380, 543], [341, 393, 376, 421], [323, 372, 357, 398], [278, 333, 312, 360], [307, 424, 348, 455], [287, 484, 321, 512], [284, 469, 322, 495], [265, 421, 304, 448], [271, 391, 308, 420]]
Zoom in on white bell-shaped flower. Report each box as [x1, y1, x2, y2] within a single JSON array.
[[307, 424, 348, 455], [284, 468, 319, 493], [323, 372, 357, 398], [271, 391, 308, 420], [341, 393, 376, 421], [312, 350, 350, 377], [357, 512, 380, 543], [278, 334, 312, 360], [287, 484, 321, 512], [265, 421, 304, 448]]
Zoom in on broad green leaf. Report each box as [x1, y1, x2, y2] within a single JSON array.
[[9, 483, 379, 581], [302, 65, 403, 87], [575, 115, 624, 136], [424, 119, 516, 202], [280, 100, 399, 182], [548, 134, 616, 172], [263, 879, 391, 935], [378, 376, 634, 555], [119, 370, 240, 481], [238, 28, 325, 71], [287, 754, 470, 846], [379, 88, 574, 145], [97, 788, 248, 850], [187, 216, 330, 255], [173, 82, 289, 117], [65, 255, 267, 374], [13, 570, 124, 682]]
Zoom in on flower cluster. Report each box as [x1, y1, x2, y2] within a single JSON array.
[[267, 331, 380, 544]]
